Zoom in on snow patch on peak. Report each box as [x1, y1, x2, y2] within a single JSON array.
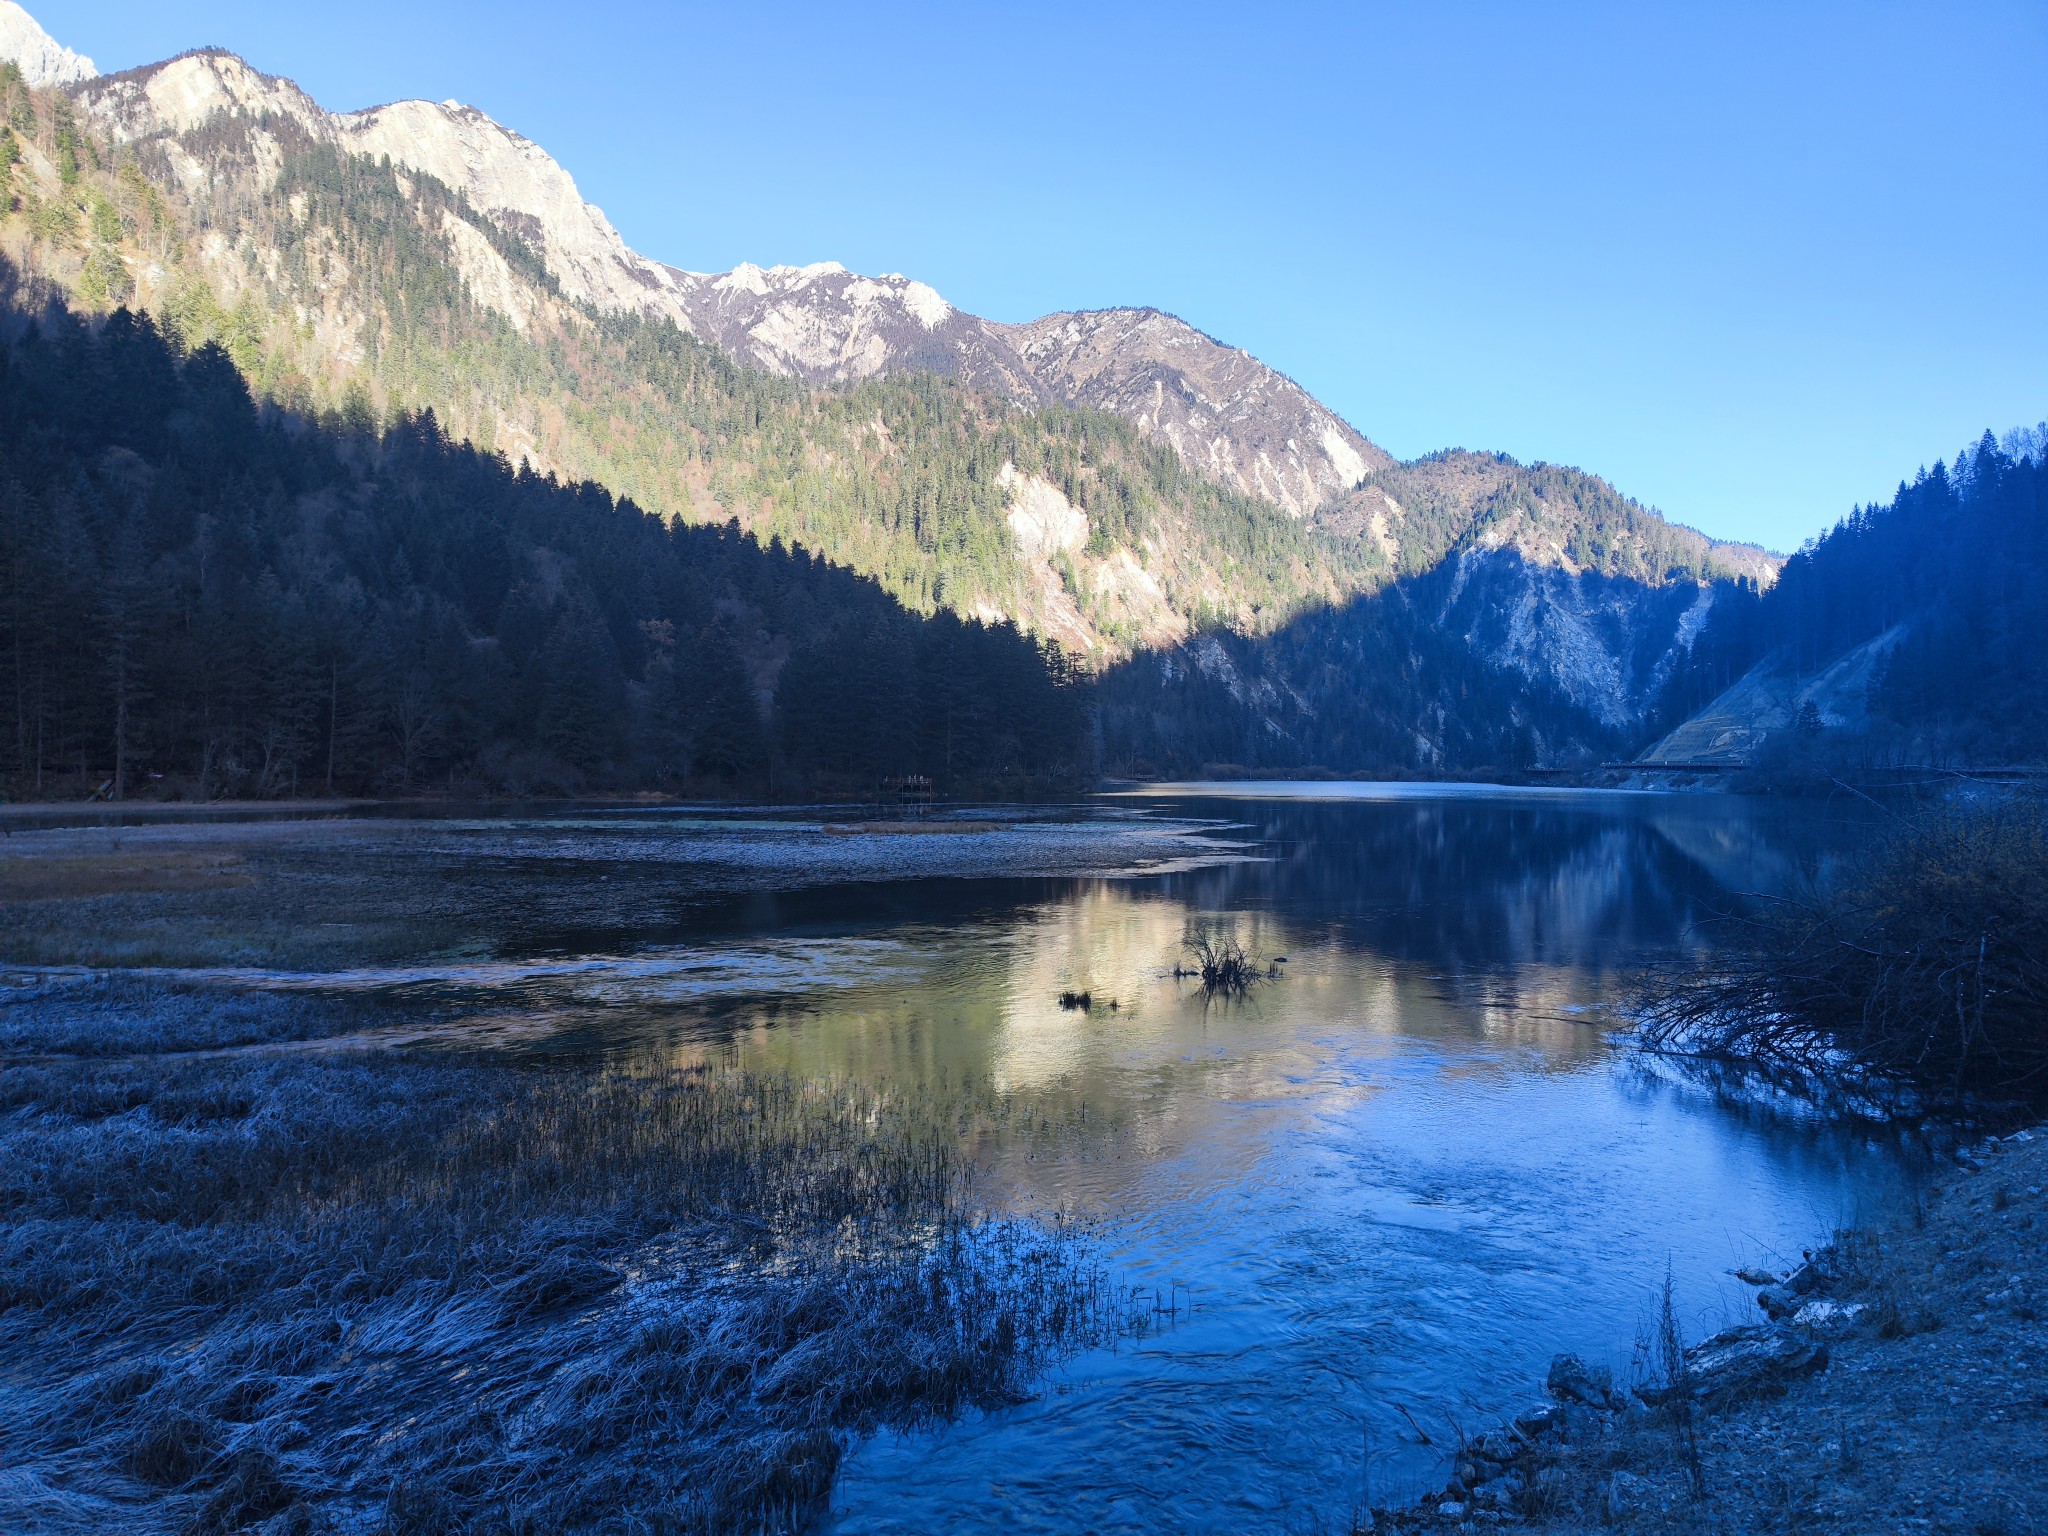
[[0, 1, 95, 86], [900, 280, 951, 330], [718, 263, 771, 296]]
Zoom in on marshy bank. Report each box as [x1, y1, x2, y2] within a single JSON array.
[[0, 980, 1126, 1535]]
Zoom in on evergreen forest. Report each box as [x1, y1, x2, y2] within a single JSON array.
[[1653, 429, 2048, 763], [0, 295, 1087, 799]]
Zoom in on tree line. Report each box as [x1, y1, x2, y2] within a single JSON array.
[[1650, 429, 2048, 763], [0, 297, 1087, 801]]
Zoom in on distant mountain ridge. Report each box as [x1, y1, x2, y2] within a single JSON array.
[[63, 42, 1394, 524], [0, 7, 1780, 769]]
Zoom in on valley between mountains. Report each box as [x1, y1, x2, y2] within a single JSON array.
[[0, 2, 2039, 795]]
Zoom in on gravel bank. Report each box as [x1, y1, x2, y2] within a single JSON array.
[[1371, 1127, 2047, 1534]]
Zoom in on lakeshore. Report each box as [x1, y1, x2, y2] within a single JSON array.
[[1370, 1127, 2048, 1534], [0, 795, 1930, 1532]]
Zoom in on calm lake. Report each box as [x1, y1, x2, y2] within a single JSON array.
[[15, 783, 1922, 1531]]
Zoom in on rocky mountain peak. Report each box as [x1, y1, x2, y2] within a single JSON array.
[[73, 46, 701, 335], [999, 308, 1392, 518], [662, 260, 1042, 399], [657, 271, 1394, 517], [82, 49, 326, 140], [330, 96, 694, 325], [0, 1, 94, 87]]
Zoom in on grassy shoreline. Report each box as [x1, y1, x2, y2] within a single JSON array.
[[0, 983, 1125, 1535]]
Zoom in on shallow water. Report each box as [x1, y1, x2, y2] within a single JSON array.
[[10, 785, 1920, 1529]]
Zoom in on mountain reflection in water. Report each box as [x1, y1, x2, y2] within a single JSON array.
[[373, 786, 1887, 1535], [803, 789, 1900, 1534], [57, 787, 1907, 1532]]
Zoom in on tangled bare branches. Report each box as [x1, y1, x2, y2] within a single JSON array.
[[1638, 800, 2048, 1103], [1177, 925, 1267, 997]]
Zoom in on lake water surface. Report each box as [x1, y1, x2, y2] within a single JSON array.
[[18, 783, 1922, 1531], [798, 786, 1916, 1532]]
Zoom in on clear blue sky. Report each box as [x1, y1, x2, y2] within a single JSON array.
[[30, 0, 2048, 551]]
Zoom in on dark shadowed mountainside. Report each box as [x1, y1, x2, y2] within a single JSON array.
[[0, 291, 1086, 799]]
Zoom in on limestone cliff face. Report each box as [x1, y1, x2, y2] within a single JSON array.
[[73, 51, 698, 334], [0, 0, 93, 86], [1440, 550, 1719, 732], [332, 98, 697, 326], [1000, 309, 1391, 518]]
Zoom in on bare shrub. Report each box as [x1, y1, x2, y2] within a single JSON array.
[[1179, 924, 1261, 996], [1639, 799, 2048, 1102]]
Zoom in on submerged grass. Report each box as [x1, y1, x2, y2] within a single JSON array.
[[0, 983, 1123, 1534], [1176, 923, 1265, 998]]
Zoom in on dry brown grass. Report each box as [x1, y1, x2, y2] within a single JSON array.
[[0, 851, 253, 902]]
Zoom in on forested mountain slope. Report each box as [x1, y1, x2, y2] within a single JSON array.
[[0, 47, 1382, 663], [4, 30, 1762, 625], [0, 296, 1085, 797], [1647, 428, 2048, 767], [0, 7, 1790, 779], [1327, 451, 1776, 586]]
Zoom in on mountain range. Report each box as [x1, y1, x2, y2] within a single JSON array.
[[0, 2, 1790, 778]]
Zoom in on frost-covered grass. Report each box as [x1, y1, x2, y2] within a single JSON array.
[[0, 986, 1120, 1534], [0, 975, 396, 1055]]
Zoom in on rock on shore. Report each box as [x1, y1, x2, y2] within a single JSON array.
[[1369, 1127, 2048, 1532]]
